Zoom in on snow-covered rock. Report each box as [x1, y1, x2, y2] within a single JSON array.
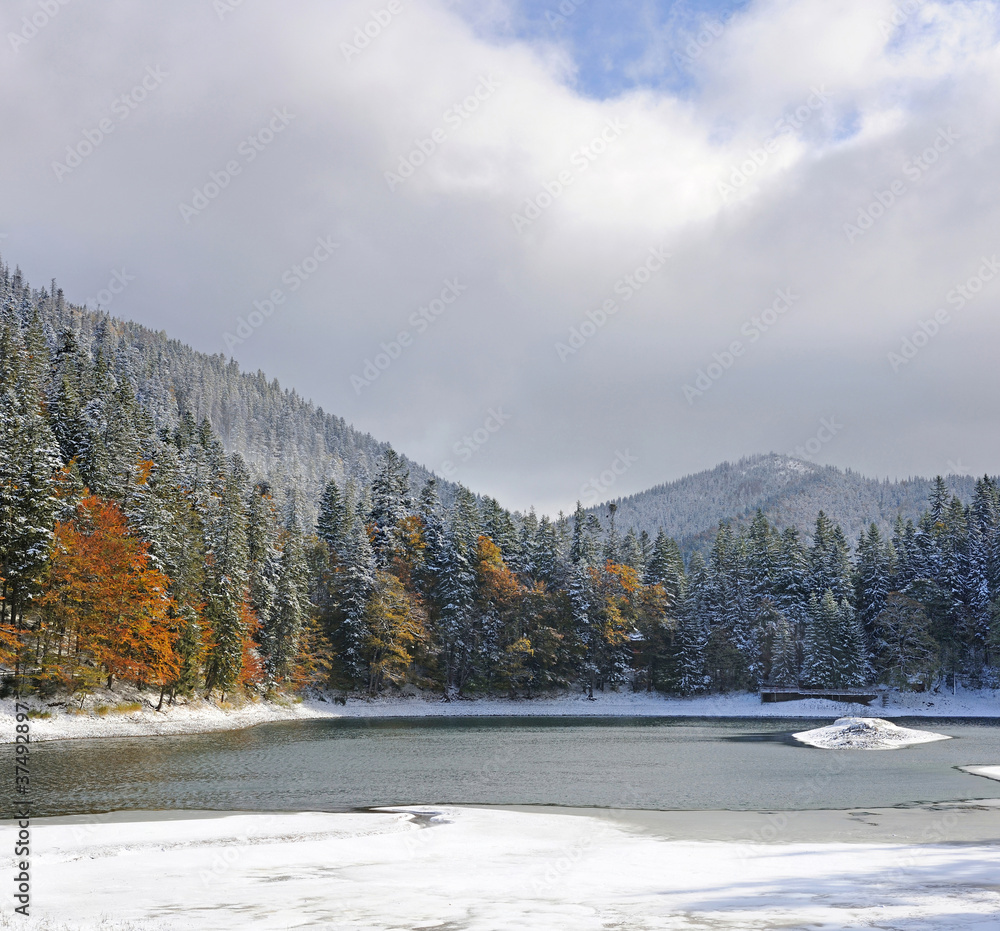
[[793, 716, 950, 750]]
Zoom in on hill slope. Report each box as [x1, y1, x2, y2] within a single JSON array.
[[13, 272, 454, 515]]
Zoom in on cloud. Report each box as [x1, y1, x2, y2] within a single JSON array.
[[1, 0, 999, 515]]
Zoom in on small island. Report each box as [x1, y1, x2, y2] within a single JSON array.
[[794, 717, 951, 750]]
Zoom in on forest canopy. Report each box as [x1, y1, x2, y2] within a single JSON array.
[[2, 260, 999, 702]]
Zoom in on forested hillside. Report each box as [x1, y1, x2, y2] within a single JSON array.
[[2, 262, 447, 522], [2, 257, 998, 704], [600, 454, 981, 554]]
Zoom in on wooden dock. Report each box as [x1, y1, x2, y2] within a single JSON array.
[[759, 687, 880, 704]]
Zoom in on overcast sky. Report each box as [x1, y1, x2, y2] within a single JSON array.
[[3, 0, 1000, 515]]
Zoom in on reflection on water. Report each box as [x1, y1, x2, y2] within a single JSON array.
[[16, 716, 1000, 818]]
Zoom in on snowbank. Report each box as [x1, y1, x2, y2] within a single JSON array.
[[3, 686, 998, 744], [0, 692, 332, 744], [311, 687, 1000, 720], [3, 806, 999, 930], [794, 716, 951, 750], [961, 765, 1000, 783]]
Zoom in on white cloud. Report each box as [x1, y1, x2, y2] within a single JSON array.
[[2, 0, 999, 514]]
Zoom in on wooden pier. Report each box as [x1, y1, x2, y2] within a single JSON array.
[[759, 687, 880, 704]]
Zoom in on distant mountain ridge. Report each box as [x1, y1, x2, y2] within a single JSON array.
[[589, 454, 985, 553]]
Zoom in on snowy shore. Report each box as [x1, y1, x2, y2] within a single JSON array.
[[3, 806, 1000, 930], [2, 685, 998, 743]]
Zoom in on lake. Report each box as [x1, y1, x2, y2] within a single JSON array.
[[19, 716, 1000, 818]]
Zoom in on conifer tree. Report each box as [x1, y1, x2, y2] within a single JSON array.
[[202, 454, 252, 696], [0, 319, 61, 639], [262, 520, 310, 684], [368, 448, 411, 567], [801, 590, 838, 688], [676, 553, 711, 694], [854, 523, 891, 636]]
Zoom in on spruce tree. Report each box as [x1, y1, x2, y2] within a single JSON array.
[[801, 591, 838, 688], [854, 523, 891, 636], [368, 448, 411, 567]]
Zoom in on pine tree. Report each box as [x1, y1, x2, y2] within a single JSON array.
[[676, 553, 710, 694], [335, 511, 377, 685], [835, 598, 870, 687], [317, 478, 347, 558], [801, 591, 838, 688], [621, 528, 644, 574], [533, 516, 561, 586], [767, 609, 799, 687], [773, 527, 809, 632], [247, 483, 282, 626], [854, 523, 891, 636], [0, 318, 61, 645], [480, 496, 519, 563], [262, 520, 310, 684], [808, 512, 853, 603], [202, 454, 252, 696], [570, 501, 600, 568], [437, 527, 477, 693], [644, 529, 685, 606], [368, 448, 411, 567]]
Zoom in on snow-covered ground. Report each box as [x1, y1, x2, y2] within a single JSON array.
[[962, 765, 1000, 783], [3, 806, 999, 930], [3, 685, 998, 744], [0, 693, 331, 744], [794, 716, 952, 750]]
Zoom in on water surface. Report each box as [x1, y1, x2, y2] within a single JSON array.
[[19, 716, 1000, 818]]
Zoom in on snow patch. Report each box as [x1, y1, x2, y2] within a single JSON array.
[[4, 807, 1000, 930], [961, 765, 1000, 783], [0, 692, 332, 744], [794, 716, 951, 750]]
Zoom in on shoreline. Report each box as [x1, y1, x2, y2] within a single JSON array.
[[3, 686, 999, 743], [12, 798, 1000, 844]]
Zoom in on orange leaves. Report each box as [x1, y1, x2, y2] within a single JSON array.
[[235, 601, 264, 689], [40, 493, 179, 689], [603, 561, 641, 595], [134, 459, 155, 486]]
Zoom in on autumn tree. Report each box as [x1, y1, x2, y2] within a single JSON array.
[[39, 494, 177, 694]]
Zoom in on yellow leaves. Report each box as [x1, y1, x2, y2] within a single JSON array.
[[363, 571, 427, 691], [400, 514, 426, 553], [506, 635, 533, 658], [475, 535, 523, 607], [601, 598, 632, 647]]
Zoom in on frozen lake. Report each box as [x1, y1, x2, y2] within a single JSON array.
[[23, 716, 1000, 818]]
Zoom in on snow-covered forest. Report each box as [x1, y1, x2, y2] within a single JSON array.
[[2, 259, 998, 701]]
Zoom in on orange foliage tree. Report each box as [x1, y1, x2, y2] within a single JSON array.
[[39, 494, 178, 692]]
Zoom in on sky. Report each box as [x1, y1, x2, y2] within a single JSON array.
[[2, 0, 1000, 516]]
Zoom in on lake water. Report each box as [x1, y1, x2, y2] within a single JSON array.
[[20, 716, 1000, 818]]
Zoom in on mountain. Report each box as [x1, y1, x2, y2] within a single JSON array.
[[5, 258, 986, 551], [589, 453, 984, 553], [4, 264, 456, 518]]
